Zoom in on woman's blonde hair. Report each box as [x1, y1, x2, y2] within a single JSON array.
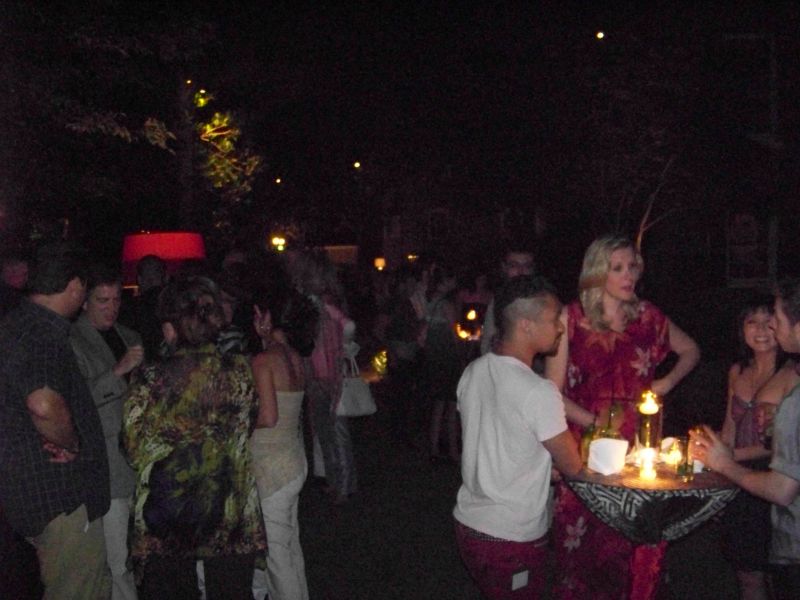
[[578, 235, 643, 330]]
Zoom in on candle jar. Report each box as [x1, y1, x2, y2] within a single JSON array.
[[637, 391, 663, 450], [688, 426, 706, 472], [639, 447, 658, 480], [674, 436, 693, 482]]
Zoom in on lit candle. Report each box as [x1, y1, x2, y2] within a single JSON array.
[[664, 442, 683, 466], [640, 391, 660, 415], [639, 447, 657, 480], [638, 390, 662, 450]]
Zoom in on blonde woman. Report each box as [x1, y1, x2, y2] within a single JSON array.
[[545, 235, 700, 600]]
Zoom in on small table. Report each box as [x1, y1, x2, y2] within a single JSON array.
[[565, 463, 739, 545]]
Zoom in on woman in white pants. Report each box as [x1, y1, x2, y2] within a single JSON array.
[[250, 286, 319, 600]]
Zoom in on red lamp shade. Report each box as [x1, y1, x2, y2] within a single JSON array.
[[121, 231, 206, 286]]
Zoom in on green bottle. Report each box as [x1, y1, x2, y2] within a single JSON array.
[[605, 402, 623, 439], [580, 422, 596, 464]]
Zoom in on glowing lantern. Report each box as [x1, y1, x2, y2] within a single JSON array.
[[121, 231, 205, 287], [374, 257, 386, 271]]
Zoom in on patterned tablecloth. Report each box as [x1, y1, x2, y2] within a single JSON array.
[[565, 464, 739, 545]]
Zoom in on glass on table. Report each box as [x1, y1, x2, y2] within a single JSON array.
[[674, 436, 693, 482], [688, 426, 707, 473]]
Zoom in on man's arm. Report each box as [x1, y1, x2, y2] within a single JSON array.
[[542, 429, 581, 478], [717, 460, 800, 507], [696, 426, 800, 507], [26, 386, 79, 451]]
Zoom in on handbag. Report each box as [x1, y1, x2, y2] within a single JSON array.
[[336, 356, 376, 417]]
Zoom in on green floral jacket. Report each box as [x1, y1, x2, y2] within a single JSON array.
[[123, 344, 266, 577]]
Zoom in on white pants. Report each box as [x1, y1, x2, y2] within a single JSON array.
[[252, 468, 309, 600], [102, 497, 137, 600]]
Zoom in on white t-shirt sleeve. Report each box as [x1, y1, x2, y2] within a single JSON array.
[[523, 378, 568, 443]]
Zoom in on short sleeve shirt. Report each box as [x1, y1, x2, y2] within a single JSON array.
[[769, 382, 800, 564], [0, 300, 110, 537], [453, 353, 567, 542]]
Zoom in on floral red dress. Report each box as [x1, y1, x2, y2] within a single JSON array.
[[554, 300, 670, 600]]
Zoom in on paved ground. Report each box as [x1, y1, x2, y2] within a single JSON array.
[[301, 385, 741, 600], [3, 373, 741, 599]]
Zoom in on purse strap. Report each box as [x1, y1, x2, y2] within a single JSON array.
[[342, 355, 360, 378]]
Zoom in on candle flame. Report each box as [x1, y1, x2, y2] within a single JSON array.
[[639, 390, 659, 415]]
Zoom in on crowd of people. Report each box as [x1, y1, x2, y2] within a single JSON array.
[[0, 244, 356, 600], [1, 232, 800, 600]]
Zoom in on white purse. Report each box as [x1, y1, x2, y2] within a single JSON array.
[[336, 356, 376, 417]]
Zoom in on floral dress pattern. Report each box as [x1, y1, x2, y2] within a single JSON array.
[[123, 344, 266, 580], [554, 300, 670, 600]]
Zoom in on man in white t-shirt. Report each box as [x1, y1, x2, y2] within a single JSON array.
[[454, 275, 581, 599]]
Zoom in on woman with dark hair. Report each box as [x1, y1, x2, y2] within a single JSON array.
[[250, 287, 318, 600], [719, 296, 796, 600], [123, 277, 265, 599], [545, 235, 700, 599]]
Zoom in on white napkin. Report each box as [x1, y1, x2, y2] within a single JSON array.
[[588, 438, 629, 475]]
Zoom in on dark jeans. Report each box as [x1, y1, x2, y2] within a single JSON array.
[[139, 554, 255, 600]]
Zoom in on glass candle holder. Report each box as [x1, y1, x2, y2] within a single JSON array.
[[637, 391, 663, 450], [639, 447, 658, 480], [674, 435, 693, 482]]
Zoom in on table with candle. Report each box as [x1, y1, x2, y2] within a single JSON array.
[[568, 391, 740, 599]]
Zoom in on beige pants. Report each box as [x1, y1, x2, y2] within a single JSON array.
[[29, 504, 111, 600]]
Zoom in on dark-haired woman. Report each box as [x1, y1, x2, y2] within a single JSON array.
[[250, 289, 319, 600], [720, 297, 796, 600], [123, 277, 265, 599]]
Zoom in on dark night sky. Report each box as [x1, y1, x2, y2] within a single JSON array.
[[3, 2, 798, 275], [162, 1, 793, 253]]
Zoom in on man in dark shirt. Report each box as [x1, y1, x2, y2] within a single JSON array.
[[71, 264, 142, 600], [0, 243, 111, 599]]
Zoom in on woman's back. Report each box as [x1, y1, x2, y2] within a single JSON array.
[[124, 345, 265, 566], [250, 341, 307, 498]]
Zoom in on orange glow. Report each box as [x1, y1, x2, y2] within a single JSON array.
[[121, 232, 205, 263], [121, 231, 206, 286]]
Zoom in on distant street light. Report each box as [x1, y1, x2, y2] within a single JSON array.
[[275, 178, 281, 184], [353, 161, 361, 169], [271, 235, 286, 252], [596, 31, 605, 40]]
